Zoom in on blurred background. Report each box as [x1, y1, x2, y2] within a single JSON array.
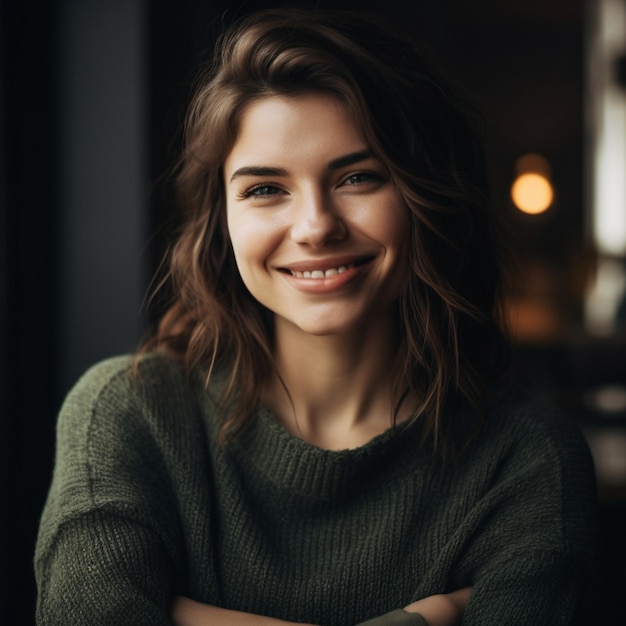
[[2, 0, 625, 623]]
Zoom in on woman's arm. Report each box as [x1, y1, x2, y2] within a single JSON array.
[[171, 589, 473, 626], [35, 358, 184, 625], [171, 597, 317, 626], [36, 510, 175, 625]]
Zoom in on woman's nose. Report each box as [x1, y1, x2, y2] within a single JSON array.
[[289, 192, 347, 247]]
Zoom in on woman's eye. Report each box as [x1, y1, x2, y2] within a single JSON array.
[[240, 184, 283, 199], [342, 172, 382, 186]]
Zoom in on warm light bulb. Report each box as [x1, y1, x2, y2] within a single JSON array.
[[511, 172, 554, 214]]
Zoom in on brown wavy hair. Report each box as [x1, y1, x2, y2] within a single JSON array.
[[140, 7, 511, 454]]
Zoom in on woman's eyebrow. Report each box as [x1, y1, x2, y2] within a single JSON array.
[[229, 166, 287, 182], [328, 150, 374, 170], [228, 150, 374, 183]]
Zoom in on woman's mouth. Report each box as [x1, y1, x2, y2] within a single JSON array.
[[286, 263, 351, 279], [276, 257, 375, 293], [279, 257, 373, 279]]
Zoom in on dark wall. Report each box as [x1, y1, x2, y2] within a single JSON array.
[[2, 1, 62, 624], [3, 0, 150, 622]]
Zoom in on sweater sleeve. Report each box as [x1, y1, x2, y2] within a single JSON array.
[[34, 357, 184, 626], [465, 549, 596, 626], [458, 399, 600, 625]]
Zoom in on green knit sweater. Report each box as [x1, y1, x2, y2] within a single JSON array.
[[35, 353, 599, 625]]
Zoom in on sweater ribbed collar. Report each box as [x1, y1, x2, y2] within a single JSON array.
[[230, 406, 431, 499]]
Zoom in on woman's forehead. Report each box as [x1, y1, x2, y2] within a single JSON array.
[[224, 94, 371, 178]]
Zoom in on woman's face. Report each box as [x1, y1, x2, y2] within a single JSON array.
[[224, 93, 410, 338]]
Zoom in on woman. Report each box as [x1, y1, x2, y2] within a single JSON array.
[[35, 7, 599, 625]]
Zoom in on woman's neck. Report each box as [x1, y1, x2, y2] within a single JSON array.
[[263, 317, 414, 450]]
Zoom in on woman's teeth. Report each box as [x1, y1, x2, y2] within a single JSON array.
[[290, 263, 353, 279]]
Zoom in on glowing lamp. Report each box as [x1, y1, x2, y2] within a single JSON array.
[[510, 154, 554, 215]]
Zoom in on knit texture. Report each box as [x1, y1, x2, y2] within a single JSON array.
[[35, 353, 599, 625]]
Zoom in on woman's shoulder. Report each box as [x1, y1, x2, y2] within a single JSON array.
[[72, 350, 187, 387], [476, 380, 597, 499], [62, 351, 188, 411], [53, 352, 226, 488], [40, 353, 212, 560], [488, 381, 591, 455], [56, 351, 220, 445]]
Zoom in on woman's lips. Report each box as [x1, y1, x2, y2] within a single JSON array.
[[277, 256, 374, 292]]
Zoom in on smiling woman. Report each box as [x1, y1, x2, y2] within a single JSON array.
[[225, 95, 410, 340], [224, 94, 412, 448], [34, 6, 599, 626]]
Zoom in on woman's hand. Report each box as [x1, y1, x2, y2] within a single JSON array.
[[171, 597, 212, 626], [403, 587, 472, 626], [171, 596, 317, 626]]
